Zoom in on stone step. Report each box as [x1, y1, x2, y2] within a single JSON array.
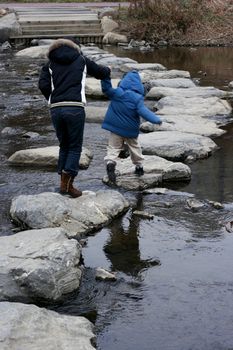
[[22, 29, 103, 35], [10, 33, 104, 45], [19, 15, 98, 22], [11, 33, 104, 39], [12, 7, 104, 44], [15, 7, 89, 13], [19, 19, 100, 27]]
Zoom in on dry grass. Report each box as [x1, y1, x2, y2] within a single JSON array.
[[124, 0, 233, 45]]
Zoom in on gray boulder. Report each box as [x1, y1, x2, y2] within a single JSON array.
[[148, 78, 196, 89], [8, 146, 92, 169], [85, 78, 119, 98], [86, 105, 107, 122], [0, 13, 22, 43], [103, 155, 191, 190], [15, 45, 49, 58], [10, 190, 129, 238], [0, 228, 82, 303], [101, 16, 119, 34], [140, 114, 225, 138], [0, 302, 95, 350], [139, 131, 218, 162], [147, 86, 233, 100], [155, 96, 232, 117], [120, 62, 166, 73], [103, 32, 128, 45], [140, 69, 191, 81]]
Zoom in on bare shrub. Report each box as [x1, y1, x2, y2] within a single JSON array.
[[127, 0, 233, 43]]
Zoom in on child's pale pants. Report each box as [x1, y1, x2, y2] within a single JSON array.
[[105, 132, 144, 166]]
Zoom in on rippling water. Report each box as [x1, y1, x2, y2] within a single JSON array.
[[1, 46, 233, 350]]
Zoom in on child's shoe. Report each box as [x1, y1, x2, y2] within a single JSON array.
[[135, 165, 144, 176], [106, 161, 116, 183]]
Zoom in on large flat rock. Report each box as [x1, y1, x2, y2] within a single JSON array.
[[140, 114, 225, 138], [85, 78, 119, 98], [120, 62, 166, 72], [154, 96, 232, 117], [148, 86, 233, 100], [10, 190, 129, 238], [139, 69, 191, 81], [103, 155, 191, 190], [86, 105, 107, 122], [0, 302, 95, 350], [149, 78, 196, 89], [139, 131, 218, 161], [8, 146, 93, 169]]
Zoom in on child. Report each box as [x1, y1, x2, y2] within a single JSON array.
[[101, 70, 162, 183]]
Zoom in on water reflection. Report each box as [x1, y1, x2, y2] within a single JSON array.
[[105, 46, 233, 89], [104, 194, 160, 276]]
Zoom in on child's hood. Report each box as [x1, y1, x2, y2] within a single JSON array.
[[119, 70, 144, 95]]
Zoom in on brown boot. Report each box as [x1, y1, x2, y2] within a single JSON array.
[[68, 176, 82, 198], [60, 171, 82, 198]]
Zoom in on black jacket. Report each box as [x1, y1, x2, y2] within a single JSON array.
[[38, 38, 110, 107]]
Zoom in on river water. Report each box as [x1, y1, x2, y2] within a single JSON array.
[[1, 46, 233, 350]]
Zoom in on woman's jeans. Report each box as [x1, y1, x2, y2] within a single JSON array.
[[50, 106, 85, 177]]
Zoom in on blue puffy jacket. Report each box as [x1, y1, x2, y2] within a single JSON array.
[[101, 71, 161, 138]]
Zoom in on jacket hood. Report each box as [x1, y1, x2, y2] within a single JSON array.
[[48, 38, 81, 64], [119, 70, 144, 95]]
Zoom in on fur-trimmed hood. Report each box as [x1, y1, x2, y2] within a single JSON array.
[[48, 38, 81, 65]]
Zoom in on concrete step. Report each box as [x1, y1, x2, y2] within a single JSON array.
[[21, 24, 102, 33], [15, 7, 89, 13], [10, 33, 104, 45], [11, 33, 104, 39], [22, 29, 103, 35], [19, 15, 98, 22], [12, 7, 104, 44], [19, 19, 100, 25]]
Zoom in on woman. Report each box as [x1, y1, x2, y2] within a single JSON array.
[[39, 38, 110, 197]]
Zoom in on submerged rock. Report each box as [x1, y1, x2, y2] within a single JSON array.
[[8, 146, 93, 169], [95, 267, 117, 281], [143, 187, 195, 197], [0, 302, 95, 349], [132, 210, 154, 220], [10, 190, 129, 238], [0, 228, 82, 303], [186, 198, 206, 211]]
